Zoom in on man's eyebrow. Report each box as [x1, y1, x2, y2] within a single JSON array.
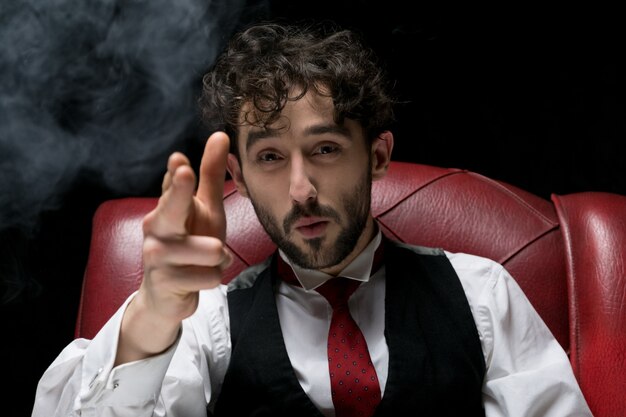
[[304, 124, 351, 138], [245, 129, 278, 152], [245, 123, 352, 152]]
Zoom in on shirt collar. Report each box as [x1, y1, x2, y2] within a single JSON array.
[[278, 229, 383, 291]]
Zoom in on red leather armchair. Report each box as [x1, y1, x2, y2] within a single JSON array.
[[76, 161, 626, 417]]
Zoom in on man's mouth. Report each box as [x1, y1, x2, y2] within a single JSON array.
[[293, 217, 329, 238]]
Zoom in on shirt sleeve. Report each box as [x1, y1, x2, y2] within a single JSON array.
[[449, 252, 593, 417], [31, 285, 231, 417]]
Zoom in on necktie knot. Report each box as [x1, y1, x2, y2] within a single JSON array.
[[315, 277, 361, 309]]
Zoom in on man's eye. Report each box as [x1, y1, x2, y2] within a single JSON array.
[[258, 152, 281, 162], [316, 145, 339, 155]]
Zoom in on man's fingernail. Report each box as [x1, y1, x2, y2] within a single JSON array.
[[222, 248, 234, 268]]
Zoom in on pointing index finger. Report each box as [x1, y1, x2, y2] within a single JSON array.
[[196, 131, 230, 207]]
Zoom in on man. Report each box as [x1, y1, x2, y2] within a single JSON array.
[[32, 22, 592, 416]]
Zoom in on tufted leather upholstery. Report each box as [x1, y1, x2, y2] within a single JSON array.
[[76, 161, 626, 417]]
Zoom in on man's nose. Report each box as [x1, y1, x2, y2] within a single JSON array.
[[289, 157, 317, 204]]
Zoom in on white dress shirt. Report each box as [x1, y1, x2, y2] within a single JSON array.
[[31, 232, 593, 417]]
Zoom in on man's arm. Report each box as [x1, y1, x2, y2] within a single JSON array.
[[470, 258, 593, 416], [117, 131, 231, 365], [31, 132, 233, 416], [31, 286, 231, 417]]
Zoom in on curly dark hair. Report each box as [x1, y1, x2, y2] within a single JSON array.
[[199, 21, 396, 155]]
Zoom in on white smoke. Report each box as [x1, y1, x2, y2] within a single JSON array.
[[0, 0, 262, 300], [0, 0, 250, 231]]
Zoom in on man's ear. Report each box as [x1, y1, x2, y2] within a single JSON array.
[[226, 153, 249, 198], [371, 131, 394, 181]]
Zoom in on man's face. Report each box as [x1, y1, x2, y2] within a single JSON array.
[[231, 91, 376, 272]]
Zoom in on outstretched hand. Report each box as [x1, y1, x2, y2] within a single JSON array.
[[116, 131, 232, 365]]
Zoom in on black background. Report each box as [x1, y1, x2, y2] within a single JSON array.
[[2, 2, 625, 416]]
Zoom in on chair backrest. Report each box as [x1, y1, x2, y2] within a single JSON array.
[[76, 161, 626, 417]]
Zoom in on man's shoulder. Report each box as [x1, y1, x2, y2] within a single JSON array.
[[387, 239, 446, 257], [388, 239, 505, 283], [389, 239, 501, 265]]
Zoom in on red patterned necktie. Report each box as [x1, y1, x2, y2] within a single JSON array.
[[276, 240, 385, 417], [315, 278, 382, 417]]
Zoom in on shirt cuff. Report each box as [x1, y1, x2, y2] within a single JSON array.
[[77, 291, 180, 408]]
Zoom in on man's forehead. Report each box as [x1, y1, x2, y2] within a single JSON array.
[[238, 90, 333, 122], [237, 92, 339, 147]]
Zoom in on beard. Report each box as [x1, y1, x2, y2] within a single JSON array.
[[248, 170, 372, 270]]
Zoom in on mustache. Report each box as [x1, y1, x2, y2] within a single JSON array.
[[283, 202, 342, 234]]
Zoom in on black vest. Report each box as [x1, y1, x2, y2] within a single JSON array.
[[211, 240, 486, 417]]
